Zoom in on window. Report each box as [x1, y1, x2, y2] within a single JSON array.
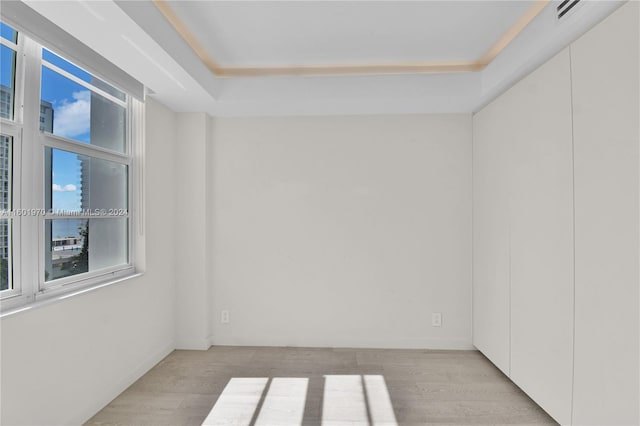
[[0, 21, 142, 311]]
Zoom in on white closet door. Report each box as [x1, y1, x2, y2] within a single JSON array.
[[570, 2, 640, 424], [508, 48, 575, 426], [472, 88, 512, 375]]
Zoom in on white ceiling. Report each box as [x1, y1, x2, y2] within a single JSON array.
[[22, 0, 625, 117], [168, 1, 533, 66]]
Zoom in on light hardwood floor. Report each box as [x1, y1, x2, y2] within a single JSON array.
[[86, 347, 557, 425]]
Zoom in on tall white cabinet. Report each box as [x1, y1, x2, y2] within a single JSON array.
[[472, 89, 512, 377], [472, 2, 639, 425], [570, 3, 639, 424], [507, 49, 575, 425], [473, 48, 574, 425]]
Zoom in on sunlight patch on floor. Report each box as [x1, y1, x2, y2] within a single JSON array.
[[363, 375, 398, 426], [202, 375, 397, 426], [202, 378, 268, 426], [322, 375, 369, 425], [255, 378, 308, 426]]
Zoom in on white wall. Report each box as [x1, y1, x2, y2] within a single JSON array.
[[209, 114, 472, 349], [0, 98, 177, 425], [174, 113, 213, 350]]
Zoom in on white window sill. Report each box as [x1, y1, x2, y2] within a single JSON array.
[[0, 272, 143, 319]]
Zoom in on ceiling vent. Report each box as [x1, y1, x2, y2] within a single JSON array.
[[557, 0, 582, 19]]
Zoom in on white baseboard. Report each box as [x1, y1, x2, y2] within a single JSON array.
[[72, 342, 175, 425], [210, 335, 473, 350], [175, 336, 213, 350]]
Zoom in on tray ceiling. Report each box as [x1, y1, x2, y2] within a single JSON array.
[[153, 0, 545, 77], [19, 0, 625, 116]]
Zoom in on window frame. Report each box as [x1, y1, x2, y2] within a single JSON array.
[[0, 23, 141, 313], [0, 126, 22, 301], [0, 26, 25, 305]]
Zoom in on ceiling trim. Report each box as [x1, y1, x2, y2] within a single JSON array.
[[152, 0, 550, 78], [152, 0, 222, 75], [477, 0, 550, 66], [217, 62, 485, 77]]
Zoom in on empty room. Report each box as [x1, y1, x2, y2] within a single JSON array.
[[0, 0, 638, 425]]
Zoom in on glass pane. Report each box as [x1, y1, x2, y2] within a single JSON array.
[[42, 49, 126, 101], [42, 49, 91, 83], [0, 218, 10, 290], [0, 22, 17, 44], [45, 218, 128, 282], [0, 136, 11, 210], [0, 45, 16, 120], [41, 67, 126, 153], [45, 147, 128, 213], [0, 135, 11, 291]]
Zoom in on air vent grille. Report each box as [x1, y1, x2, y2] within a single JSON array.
[[557, 0, 582, 19]]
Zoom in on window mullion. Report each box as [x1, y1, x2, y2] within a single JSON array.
[[128, 97, 141, 270], [20, 37, 43, 300], [0, 37, 18, 50], [9, 121, 23, 299], [12, 32, 26, 125], [40, 133, 130, 166], [41, 61, 127, 108]]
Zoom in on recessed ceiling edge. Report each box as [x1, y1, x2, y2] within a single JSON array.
[[151, 0, 551, 78]]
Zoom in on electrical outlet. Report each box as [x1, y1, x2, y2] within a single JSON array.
[[221, 310, 230, 324], [431, 312, 442, 327]]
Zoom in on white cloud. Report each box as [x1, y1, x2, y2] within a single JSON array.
[[53, 91, 90, 139], [52, 183, 77, 192]]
